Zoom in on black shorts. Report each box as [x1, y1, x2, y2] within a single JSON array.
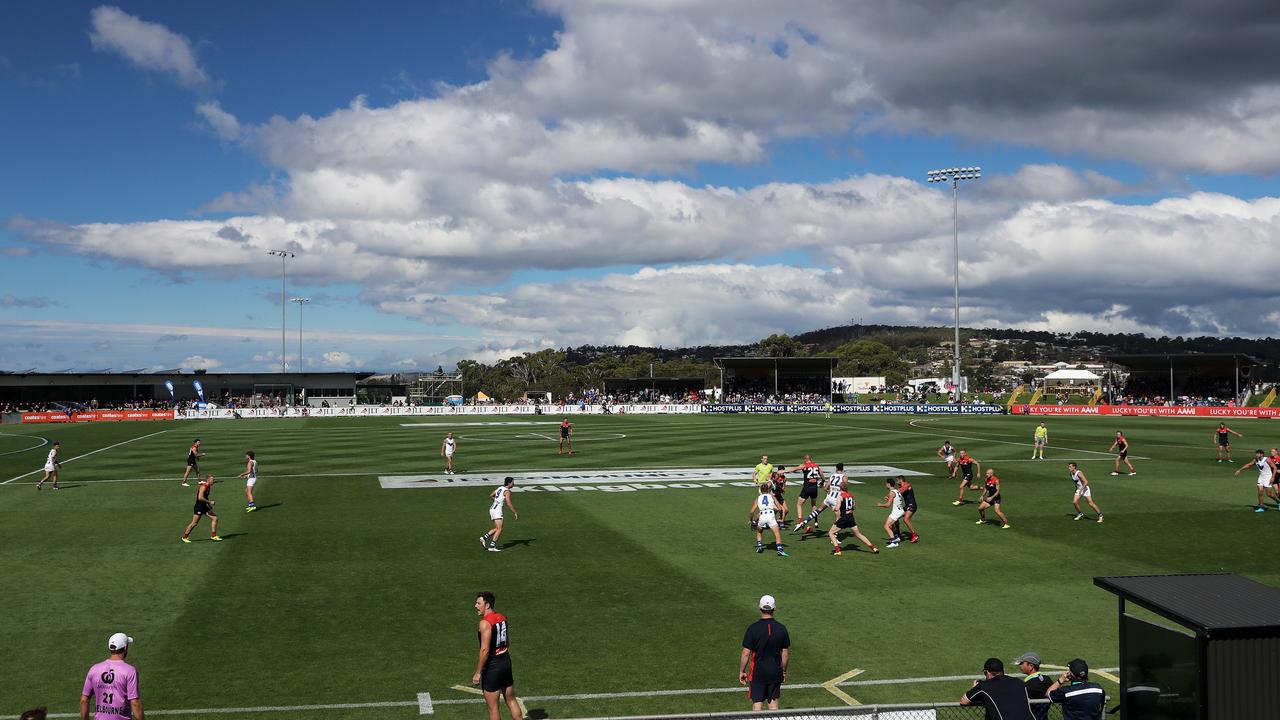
[[1118, 450, 1128, 460], [984, 494, 1001, 505], [835, 515, 856, 529], [904, 501, 917, 513], [1218, 439, 1229, 447], [749, 680, 781, 703], [193, 501, 215, 516], [772, 490, 785, 503], [482, 652, 514, 692], [187, 460, 199, 469], [961, 466, 974, 479], [799, 485, 818, 499]]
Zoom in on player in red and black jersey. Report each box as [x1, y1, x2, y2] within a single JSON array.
[[472, 591, 523, 720], [1214, 424, 1243, 463], [794, 455, 824, 532], [180, 475, 222, 543], [896, 475, 920, 543], [828, 490, 878, 556], [952, 451, 982, 505], [181, 438, 205, 487], [558, 419, 573, 456], [768, 466, 790, 528], [976, 469, 1010, 529]]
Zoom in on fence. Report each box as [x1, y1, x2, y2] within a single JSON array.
[[563, 700, 1065, 720]]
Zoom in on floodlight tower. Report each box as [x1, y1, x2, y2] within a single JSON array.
[[926, 166, 981, 401], [267, 249, 296, 374], [291, 297, 310, 370]]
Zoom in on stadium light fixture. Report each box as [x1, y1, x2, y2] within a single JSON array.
[[291, 297, 310, 372], [926, 166, 981, 401], [267, 249, 296, 375]]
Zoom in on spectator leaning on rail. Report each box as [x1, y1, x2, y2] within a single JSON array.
[[1046, 658, 1105, 720], [960, 657, 1036, 720], [1014, 651, 1053, 720]]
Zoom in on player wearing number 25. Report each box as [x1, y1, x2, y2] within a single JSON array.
[[80, 632, 143, 720]]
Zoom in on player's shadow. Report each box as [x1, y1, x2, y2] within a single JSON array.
[[215, 532, 247, 541], [45, 484, 83, 490], [251, 502, 283, 512], [526, 709, 549, 719], [500, 538, 536, 550]]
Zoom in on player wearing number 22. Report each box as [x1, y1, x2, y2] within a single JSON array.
[[473, 591, 523, 720], [81, 632, 143, 720]]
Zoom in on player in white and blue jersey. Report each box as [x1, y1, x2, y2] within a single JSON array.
[[481, 477, 519, 552], [748, 484, 788, 557]]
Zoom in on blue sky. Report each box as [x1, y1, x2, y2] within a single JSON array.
[[2, 1, 1279, 372]]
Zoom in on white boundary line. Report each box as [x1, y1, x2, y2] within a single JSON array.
[[1, 429, 170, 484], [811, 419, 1149, 460], [29, 669, 1122, 718], [0, 431, 49, 457]]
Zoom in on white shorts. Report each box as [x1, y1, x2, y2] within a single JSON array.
[[945, 456, 955, 466], [757, 515, 778, 531], [445, 450, 454, 458], [245, 477, 257, 488], [489, 508, 504, 521], [823, 495, 840, 508], [1075, 486, 1092, 499], [43, 463, 55, 473], [888, 508, 905, 522], [1258, 476, 1273, 488]]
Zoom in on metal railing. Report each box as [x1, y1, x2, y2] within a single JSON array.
[[564, 699, 1064, 720]]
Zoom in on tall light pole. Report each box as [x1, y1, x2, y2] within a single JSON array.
[[267, 249, 295, 374], [926, 166, 981, 401], [291, 297, 310, 371]]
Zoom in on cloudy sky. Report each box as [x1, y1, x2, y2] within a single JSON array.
[[2, 1, 1279, 372]]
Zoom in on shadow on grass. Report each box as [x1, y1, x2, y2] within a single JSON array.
[[249, 502, 283, 512], [500, 537, 537, 550]]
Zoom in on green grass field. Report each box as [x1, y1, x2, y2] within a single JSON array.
[[2, 413, 1278, 718]]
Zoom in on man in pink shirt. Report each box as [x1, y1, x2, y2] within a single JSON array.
[[81, 632, 143, 720]]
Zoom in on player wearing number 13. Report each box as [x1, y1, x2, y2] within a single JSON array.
[[80, 632, 143, 720], [473, 591, 523, 720]]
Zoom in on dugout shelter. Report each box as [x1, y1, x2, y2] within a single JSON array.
[[714, 357, 836, 399], [1096, 573, 1280, 720]]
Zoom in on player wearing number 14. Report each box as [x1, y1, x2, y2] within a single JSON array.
[[81, 632, 143, 720]]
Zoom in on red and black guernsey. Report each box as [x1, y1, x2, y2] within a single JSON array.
[[481, 611, 509, 662], [837, 491, 856, 519], [801, 462, 822, 488], [741, 618, 790, 684], [560, 421, 571, 438]]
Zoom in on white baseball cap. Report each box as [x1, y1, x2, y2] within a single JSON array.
[[759, 594, 777, 611], [108, 633, 133, 651]]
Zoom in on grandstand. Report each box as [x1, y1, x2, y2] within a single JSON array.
[[0, 370, 371, 409], [1106, 353, 1259, 404], [715, 357, 836, 403]]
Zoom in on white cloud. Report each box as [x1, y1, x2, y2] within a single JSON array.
[[196, 101, 241, 141], [181, 354, 222, 371], [89, 6, 210, 89], [320, 350, 357, 368]]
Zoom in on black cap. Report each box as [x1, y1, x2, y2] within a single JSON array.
[[1068, 658, 1089, 678], [984, 658, 1004, 674]]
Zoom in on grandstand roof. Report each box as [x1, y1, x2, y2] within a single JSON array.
[[1106, 353, 1260, 373], [714, 357, 836, 370], [1043, 369, 1101, 381], [1095, 574, 1280, 638]]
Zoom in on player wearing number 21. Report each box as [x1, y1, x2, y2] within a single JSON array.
[[81, 632, 143, 720]]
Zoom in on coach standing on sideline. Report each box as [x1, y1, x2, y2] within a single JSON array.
[[81, 633, 143, 720], [960, 658, 1035, 720], [739, 594, 790, 711]]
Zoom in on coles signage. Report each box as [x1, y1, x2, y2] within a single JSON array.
[[701, 403, 1003, 415], [21, 410, 175, 423], [1011, 404, 1280, 419]]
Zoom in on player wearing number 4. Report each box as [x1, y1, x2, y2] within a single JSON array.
[[749, 484, 788, 556], [481, 477, 519, 552]]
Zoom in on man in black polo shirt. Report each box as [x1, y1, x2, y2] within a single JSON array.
[[1046, 658, 1105, 720], [738, 594, 790, 710], [1015, 651, 1053, 720], [960, 657, 1036, 720]]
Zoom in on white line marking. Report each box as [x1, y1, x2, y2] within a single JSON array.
[[29, 669, 1122, 718], [1, 429, 169, 484], [401, 421, 563, 427], [379, 465, 927, 489], [805, 419, 1146, 459], [417, 692, 434, 715], [0, 432, 49, 457]]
